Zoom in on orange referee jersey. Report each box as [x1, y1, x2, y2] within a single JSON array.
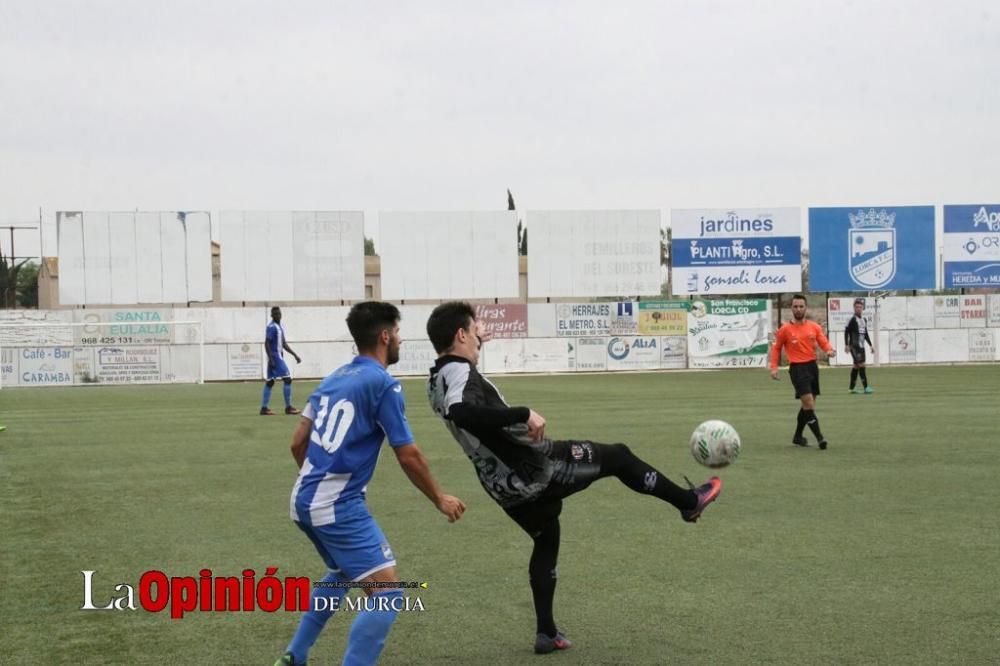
[[770, 319, 833, 369]]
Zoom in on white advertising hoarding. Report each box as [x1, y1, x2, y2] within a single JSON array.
[[687, 299, 771, 368], [572, 338, 608, 371], [606, 336, 660, 371], [528, 210, 662, 297], [379, 211, 519, 300]]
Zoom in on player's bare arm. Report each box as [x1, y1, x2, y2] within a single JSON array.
[[289, 416, 311, 468], [769, 326, 785, 380], [393, 443, 466, 522], [817, 327, 835, 358], [282, 340, 301, 363]]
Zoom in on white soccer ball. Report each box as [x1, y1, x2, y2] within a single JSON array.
[[690, 420, 741, 468]]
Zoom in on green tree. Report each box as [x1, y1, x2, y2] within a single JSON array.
[[510, 189, 527, 256], [364, 237, 377, 256], [0, 249, 28, 309], [17, 260, 39, 308]]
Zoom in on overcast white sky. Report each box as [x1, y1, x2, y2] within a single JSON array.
[[2, 1, 998, 258]]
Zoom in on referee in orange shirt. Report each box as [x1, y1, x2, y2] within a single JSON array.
[[770, 294, 836, 450]]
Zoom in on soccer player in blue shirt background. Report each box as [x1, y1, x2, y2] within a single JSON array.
[[275, 301, 466, 666], [262, 306, 303, 415]]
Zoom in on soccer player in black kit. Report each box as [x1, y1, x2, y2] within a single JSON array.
[[425, 301, 722, 655], [844, 297, 875, 394]]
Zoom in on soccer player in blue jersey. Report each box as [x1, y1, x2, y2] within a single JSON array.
[[275, 301, 466, 666], [262, 306, 303, 415]]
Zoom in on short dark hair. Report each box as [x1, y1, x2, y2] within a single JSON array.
[[854, 297, 865, 306], [427, 301, 475, 353], [791, 294, 807, 304], [346, 301, 400, 351]]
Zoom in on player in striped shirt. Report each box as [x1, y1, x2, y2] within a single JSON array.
[[275, 301, 465, 666], [426, 301, 722, 655], [844, 298, 875, 394], [770, 294, 836, 450]]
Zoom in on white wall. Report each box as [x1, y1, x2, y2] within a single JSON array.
[[3, 295, 999, 385]]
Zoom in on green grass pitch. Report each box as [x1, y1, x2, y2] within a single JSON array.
[[2, 365, 998, 664]]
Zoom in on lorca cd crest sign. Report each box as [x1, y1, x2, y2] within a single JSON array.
[[848, 209, 896, 289], [809, 205, 934, 291]]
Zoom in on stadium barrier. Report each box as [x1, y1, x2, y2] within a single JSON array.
[[0, 319, 204, 387], [1, 295, 998, 386]]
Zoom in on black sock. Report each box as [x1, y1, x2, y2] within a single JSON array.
[[529, 521, 560, 637], [803, 409, 823, 440], [795, 408, 807, 438], [859, 368, 868, 388], [850, 368, 858, 389], [597, 443, 696, 510]]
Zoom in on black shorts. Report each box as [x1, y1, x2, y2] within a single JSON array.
[[850, 346, 867, 365], [503, 440, 604, 537], [788, 361, 820, 399]]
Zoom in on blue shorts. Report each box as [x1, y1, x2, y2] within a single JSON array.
[[295, 501, 396, 581], [266, 358, 290, 381]]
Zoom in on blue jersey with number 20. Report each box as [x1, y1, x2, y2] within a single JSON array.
[[290, 356, 414, 526]]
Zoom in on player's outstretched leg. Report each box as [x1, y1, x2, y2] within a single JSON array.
[[275, 570, 347, 666], [594, 442, 719, 517]]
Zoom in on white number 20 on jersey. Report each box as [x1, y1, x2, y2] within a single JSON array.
[[311, 396, 356, 454]]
